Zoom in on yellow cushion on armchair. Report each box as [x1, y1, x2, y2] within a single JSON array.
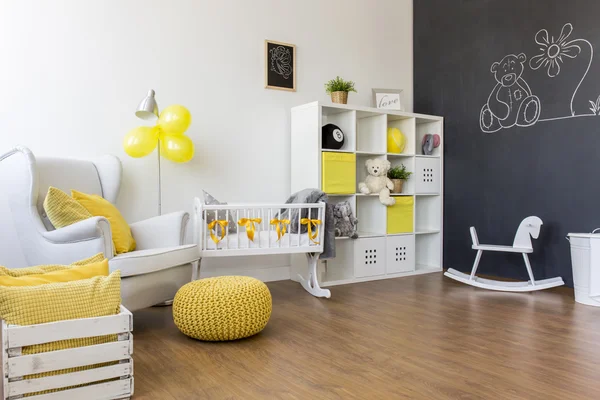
[[43, 186, 93, 228], [72, 190, 136, 254]]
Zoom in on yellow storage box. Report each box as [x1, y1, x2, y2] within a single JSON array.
[[322, 152, 356, 194], [387, 196, 414, 234]]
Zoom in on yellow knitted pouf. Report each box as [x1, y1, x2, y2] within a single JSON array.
[[173, 276, 272, 341]]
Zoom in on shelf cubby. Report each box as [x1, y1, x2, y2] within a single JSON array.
[[322, 108, 356, 152], [357, 113, 387, 153], [389, 157, 415, 195], [415, 157, 441, 194], [415, 119, 443, 157], [386, 235, 415, 274], [356, 153, 386, 193], [415, 195, 441, 232], [328, 195, 357, 220], [356, 195, 387, 236], [387, 115, 415, 156], [415, 233, 442, 271], [320, 240, 355, 282]]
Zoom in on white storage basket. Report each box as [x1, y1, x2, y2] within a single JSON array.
[[1, 306, 134, 399], [415, 158, 440, 194], [354, 237, 386, 278], [567, 232, 600, 307], [386, 235, 415, 274]]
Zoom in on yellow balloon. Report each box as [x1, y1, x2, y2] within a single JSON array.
[[158, 105, 191, 136], [160, 135, 194, 163], [387, 127, 406, 153], [123, 126, 158, 158]]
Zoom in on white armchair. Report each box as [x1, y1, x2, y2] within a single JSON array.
[[0, 146, 199, 311]]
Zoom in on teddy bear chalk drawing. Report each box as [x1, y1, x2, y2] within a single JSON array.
[[358, 159, 396, 206], [479, 53, 541, 133]]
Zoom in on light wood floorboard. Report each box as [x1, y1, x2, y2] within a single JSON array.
[[131, 273, 600, 399]]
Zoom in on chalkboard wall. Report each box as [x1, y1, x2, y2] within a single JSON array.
[[414, 0, 600, 286]]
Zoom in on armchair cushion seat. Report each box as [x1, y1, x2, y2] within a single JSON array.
[[110, 244, 199, 278]]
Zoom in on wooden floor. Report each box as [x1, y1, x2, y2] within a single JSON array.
[[132, 273, 600, 399]]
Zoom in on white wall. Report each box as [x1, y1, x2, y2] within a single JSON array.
[[0, 0, 413, 275]]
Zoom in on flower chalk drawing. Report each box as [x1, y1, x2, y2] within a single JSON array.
[[529, 23, 581, 78], [529, 23, 595, 118], [270, 46, 292, 79]]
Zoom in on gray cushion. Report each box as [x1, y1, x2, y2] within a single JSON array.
[[202, 190, 236, 233]]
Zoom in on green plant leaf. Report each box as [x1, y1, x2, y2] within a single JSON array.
[[387, 164, 412, 180], [324, 76, 357, 94]]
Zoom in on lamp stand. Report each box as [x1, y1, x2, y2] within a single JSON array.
[[157, 139, 162, 216]]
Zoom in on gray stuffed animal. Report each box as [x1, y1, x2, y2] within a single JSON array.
[[333, 201, 358, 239]]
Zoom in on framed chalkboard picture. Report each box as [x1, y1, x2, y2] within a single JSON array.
[[265, 40, 296, 92]]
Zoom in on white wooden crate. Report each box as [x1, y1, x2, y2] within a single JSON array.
[[1, 306, 133, 400]]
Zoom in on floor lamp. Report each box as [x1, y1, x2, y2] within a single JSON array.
[[126, 90, 194, 216], [134, 89, 162, 215]]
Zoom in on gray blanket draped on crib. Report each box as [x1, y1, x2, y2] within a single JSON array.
[[281, 188, 336, 259]]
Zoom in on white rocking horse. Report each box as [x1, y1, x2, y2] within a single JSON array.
[[444, 216, 565, 291]]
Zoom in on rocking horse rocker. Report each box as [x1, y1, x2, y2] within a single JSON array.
[[444, 216, 565, 291]]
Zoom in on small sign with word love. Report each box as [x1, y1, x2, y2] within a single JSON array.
[[376, 93, 400, 109], [372, 89, 404, 111]]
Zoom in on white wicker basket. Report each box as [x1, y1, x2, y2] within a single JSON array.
[[1, 306, 133, 399]]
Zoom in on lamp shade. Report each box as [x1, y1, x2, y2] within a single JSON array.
[[135, 89, 159, 120]]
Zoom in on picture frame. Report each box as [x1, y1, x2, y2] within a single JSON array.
[[265, 40, 296, 92], [372, 88, 404, 111]]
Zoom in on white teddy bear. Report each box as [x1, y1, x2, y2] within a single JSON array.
[[358, 159, 396, 206]]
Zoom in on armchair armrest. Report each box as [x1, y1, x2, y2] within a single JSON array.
[[130, 211, 189, 250], [33, 216, 114, 263], [42, 216, 111, 244]]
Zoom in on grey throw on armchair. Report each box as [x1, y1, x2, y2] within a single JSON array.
[[0, 146, 199, 311]]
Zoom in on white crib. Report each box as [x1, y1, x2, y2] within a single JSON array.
[[192, 198, 330, 298]]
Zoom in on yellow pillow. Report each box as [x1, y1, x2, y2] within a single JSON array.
[[43, 186, 93, 228], [0, 259, 108, 287], [72, 190, 136, 254], [0, 253, 106, 277], [0, 270, 121, 326]]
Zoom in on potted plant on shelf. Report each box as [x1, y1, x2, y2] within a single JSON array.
[[387, 164, 412, 194], [325, 76, 357, 104]]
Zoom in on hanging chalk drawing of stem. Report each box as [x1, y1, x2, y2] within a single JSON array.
[[529, 23, 594, 119]]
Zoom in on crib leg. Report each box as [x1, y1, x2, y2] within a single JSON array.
[[298, 253, 331, 299], [191, 258, 201, 281]]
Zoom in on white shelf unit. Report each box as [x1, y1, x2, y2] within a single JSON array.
[[291, 101, 444, 287]]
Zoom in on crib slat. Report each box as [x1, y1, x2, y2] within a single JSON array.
[[308, 207, 312, 247], [226, 209, 230, 250], [203, 210, 208, 250], [297, 208, 301, 247], [267, 209, 272, 248], [214, 210, 219, 249], [236, 209, 240, 249], [319, 206, 324, 245]]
